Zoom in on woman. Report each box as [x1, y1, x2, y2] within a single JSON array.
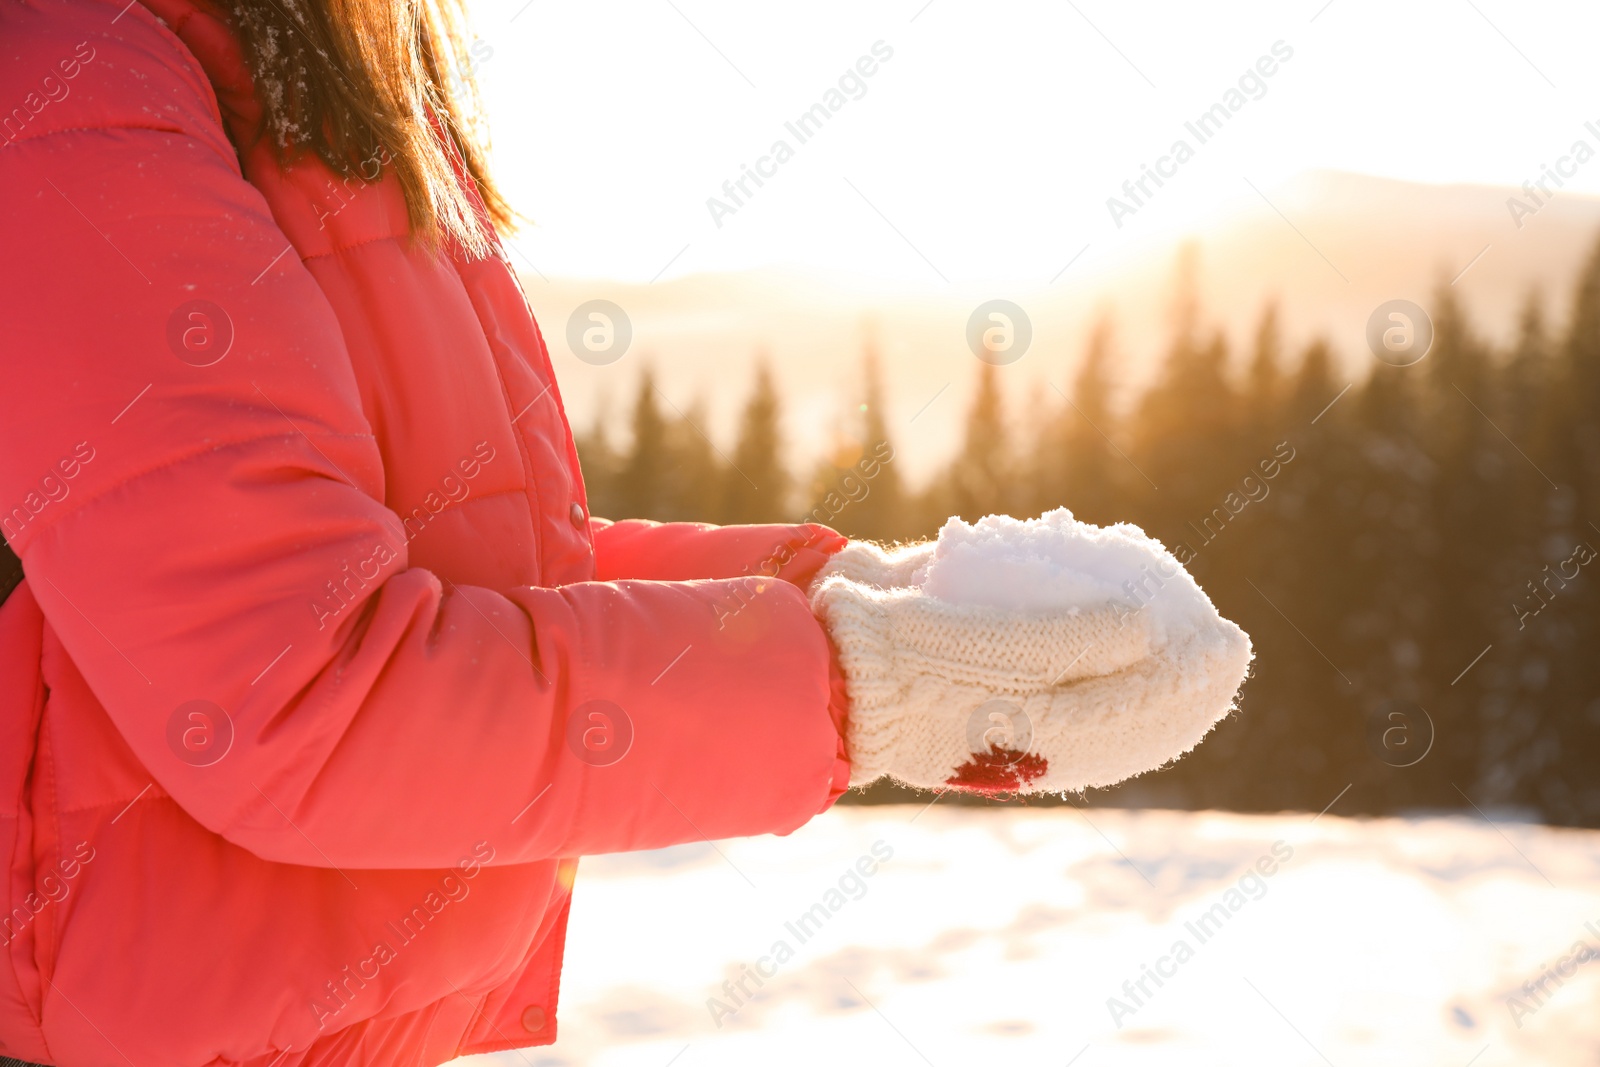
[[0, 1, 1250, 1062], [0, 0, 857, 1062]]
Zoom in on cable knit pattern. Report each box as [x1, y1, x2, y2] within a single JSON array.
[[810, 543, 1253, 794]]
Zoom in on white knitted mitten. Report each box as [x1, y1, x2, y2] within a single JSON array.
[[810, 555, 1252, 794], [816, 539, 936, 590]]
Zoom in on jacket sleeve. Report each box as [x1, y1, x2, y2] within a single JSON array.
[[591, 518, 846, 589], [0, 91, 840, 865], [590, 519, 857, 807]]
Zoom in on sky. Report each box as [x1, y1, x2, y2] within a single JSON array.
[[468, 0, 1600, 289]]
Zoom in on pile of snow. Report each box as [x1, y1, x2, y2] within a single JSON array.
[[915, 508, 1221, 649], [805, 508, 1253, 792]]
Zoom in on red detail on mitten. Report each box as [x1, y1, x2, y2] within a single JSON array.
[[945, 747, 1050, 794]]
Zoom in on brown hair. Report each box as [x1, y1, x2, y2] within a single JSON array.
[[227, 0, 516, 257]]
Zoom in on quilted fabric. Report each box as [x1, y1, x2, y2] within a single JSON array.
[[0, 2, 848, 1063]]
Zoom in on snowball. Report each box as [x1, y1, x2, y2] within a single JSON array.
[[914, 508, 1217, 649]]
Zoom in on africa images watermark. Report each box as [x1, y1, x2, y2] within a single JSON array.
[[1105, 40, 1295, 229], [1171, 441, 1296, 563], [1505, 917, 1600, 1029], [705, 839, 895, 1028], [2, 39, 97, 145], [1512, 539, 1595, 630], [2, 440, 95, 541], [1506, 120, 1600, 230], [706, 41, 896, 228], [713, 439, 895, 630], [310, 441, 498, 631], [0, 840, 95, 947], [309, 840, 497, 1029], [1106, 839, 1295, 1028]]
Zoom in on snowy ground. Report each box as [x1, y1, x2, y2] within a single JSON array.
[[454, 803, 1600, 1067]]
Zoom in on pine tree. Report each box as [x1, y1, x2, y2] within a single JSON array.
[[572, 394, 620, 521], [659, 397, 726, 523], [809, 349, 907, 540], [1172, 305, 1298, 808], [1503, 294, 1554, 446], [1223, 337, 1358, 810], [1032, 318, 1124, 526], [1062, 319, 1126, 525], [1129, 325, 1241, 584], [1482, 292, 1572, 816], [1534, 234, 1600, 822], [1415, 284, 1525, 806], [722, 361, 792, 524], [615, 367, 667, 520], [947, 362, 1011, 522], [1341, 342, 1434, 811], [1245, 302, 1284, 437]]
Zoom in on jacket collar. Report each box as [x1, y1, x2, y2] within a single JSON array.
[[137, 0, 264, 152]]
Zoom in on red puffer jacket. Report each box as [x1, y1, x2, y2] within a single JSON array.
[[0, 1, 850, 1064]]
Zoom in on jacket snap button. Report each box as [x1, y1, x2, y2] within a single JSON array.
[[569, 502, 585, 528], [521, 1004, 547, 1032]]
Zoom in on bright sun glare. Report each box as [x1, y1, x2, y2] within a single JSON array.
[[480, 0, 1600, 288]]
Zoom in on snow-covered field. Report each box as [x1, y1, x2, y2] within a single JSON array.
[[455, 804, 1600, 1067]]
